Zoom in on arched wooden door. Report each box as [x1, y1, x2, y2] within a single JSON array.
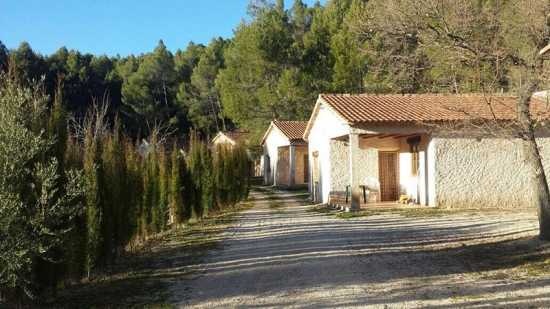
[[378, 152, 399, 201]]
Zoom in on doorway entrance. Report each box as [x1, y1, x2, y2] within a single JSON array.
[[378, 152, 398, 201]]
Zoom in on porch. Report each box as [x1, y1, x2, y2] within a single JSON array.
[[321, 131, 431, 211], [328, 198, 432, 212]]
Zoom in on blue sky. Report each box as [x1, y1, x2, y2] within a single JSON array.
[[2, 0, 325, 57]]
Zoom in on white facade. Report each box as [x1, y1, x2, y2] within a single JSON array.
[[212, 133, 237, 146], [261, 124, 308, 187]]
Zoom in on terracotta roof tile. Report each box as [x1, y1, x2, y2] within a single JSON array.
[[220, 130, 249, 143], [319, 93, 550, 124], [273, 121, 308, 140]]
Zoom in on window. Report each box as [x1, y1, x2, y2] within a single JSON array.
[[410, 143, 419, 176], [312, 152, 319, 182], [265, 155, 270, 174], [407, 136, 421, 176]]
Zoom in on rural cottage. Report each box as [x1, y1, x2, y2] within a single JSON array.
[[261, 121, 309, 187], [304, 93, 550, 211]]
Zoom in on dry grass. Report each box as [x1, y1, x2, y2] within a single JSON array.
[[8, 197, 257, 309]]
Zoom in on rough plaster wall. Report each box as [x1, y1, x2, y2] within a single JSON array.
[[277, 147, 290, 185], [434, 137, 541, 209], [307, 105, 350, 202], [329, 139, 378, 197], [295, 146, 309, 184], [398, 133, 432, 205], [264, 128, 290, 185]]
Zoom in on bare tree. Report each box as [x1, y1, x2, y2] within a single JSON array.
[[354, 0, 550, 239]]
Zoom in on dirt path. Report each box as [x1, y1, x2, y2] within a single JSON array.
[[169, 188, 550, 308]]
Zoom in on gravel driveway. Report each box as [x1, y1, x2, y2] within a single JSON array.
[[169, 188, 550, 308]]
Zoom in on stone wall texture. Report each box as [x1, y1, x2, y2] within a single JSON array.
[[329, 139, 378, 198], [433, 137, 550, 209]]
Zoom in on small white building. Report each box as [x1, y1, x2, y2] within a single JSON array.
[[211, 130, 261, 177], [260, 121, 309, 187], [304, 93, 550, 210], [211, 130, 249, 147]]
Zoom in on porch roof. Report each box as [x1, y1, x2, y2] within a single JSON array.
[[260, 121, 308, 146], [321, 93, 550, 123], [304, 93, 550, 140]]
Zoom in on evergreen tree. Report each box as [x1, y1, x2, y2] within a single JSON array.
[[124, 136, 142, 245], [158, 147, 169, 231], [169, 139, 185, 226], [187, 132, 203, 219], [121, 40, 177, 135], [200, 142, 215, 216], [83, 120, 102, 278], [0, 71, 85, 303], [148, 134, 163, 233]]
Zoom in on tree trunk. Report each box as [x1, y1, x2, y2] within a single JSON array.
[[518, 88, 550, 240]]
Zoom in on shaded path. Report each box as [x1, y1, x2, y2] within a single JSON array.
[[170, 188, 550, 308]]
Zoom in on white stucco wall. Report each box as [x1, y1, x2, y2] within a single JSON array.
[[263, 128, 290, 185], [396, 133, 432, 205], [307, 105, 350, 202], [433, 136, 550, 209], [212, 134, 235, 146]]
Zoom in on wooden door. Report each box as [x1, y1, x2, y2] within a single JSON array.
[[379, 152, 398, 201]]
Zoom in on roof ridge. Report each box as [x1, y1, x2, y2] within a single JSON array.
[[323, 92, 519, 98]]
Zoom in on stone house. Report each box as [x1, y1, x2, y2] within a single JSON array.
[[260, 121, 309, 187], [304, 93, 550, 211]]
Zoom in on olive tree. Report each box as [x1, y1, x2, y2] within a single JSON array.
[[0, 72, 85, 305]]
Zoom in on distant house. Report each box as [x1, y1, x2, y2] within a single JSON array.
[[260, 121, 309, 187], [212, 130, 249, 147], [304, 93, 550, 211], [211, 130, 261, 177]]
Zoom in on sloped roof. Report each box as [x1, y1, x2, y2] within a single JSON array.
[[212, 130, 249, 145], [304, 93, 550, 140], [320, 93, 550, 123], [273, 121, 308, 140], [260, 121, 308, 146]]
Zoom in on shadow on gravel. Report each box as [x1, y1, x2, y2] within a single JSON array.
[[178, 187, 550, 308]]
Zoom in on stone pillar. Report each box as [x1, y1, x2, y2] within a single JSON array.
[[349, 133, 360, 211], [290, 145, 296, 186]]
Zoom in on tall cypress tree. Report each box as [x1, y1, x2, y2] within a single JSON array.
[[187, 132, 203, 219], [158, 147, 169, 231], [200, 143, 215, 216], [169, 139, 185, 226], [84, 120, 102, 278], [149, 135, 162, 233]]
